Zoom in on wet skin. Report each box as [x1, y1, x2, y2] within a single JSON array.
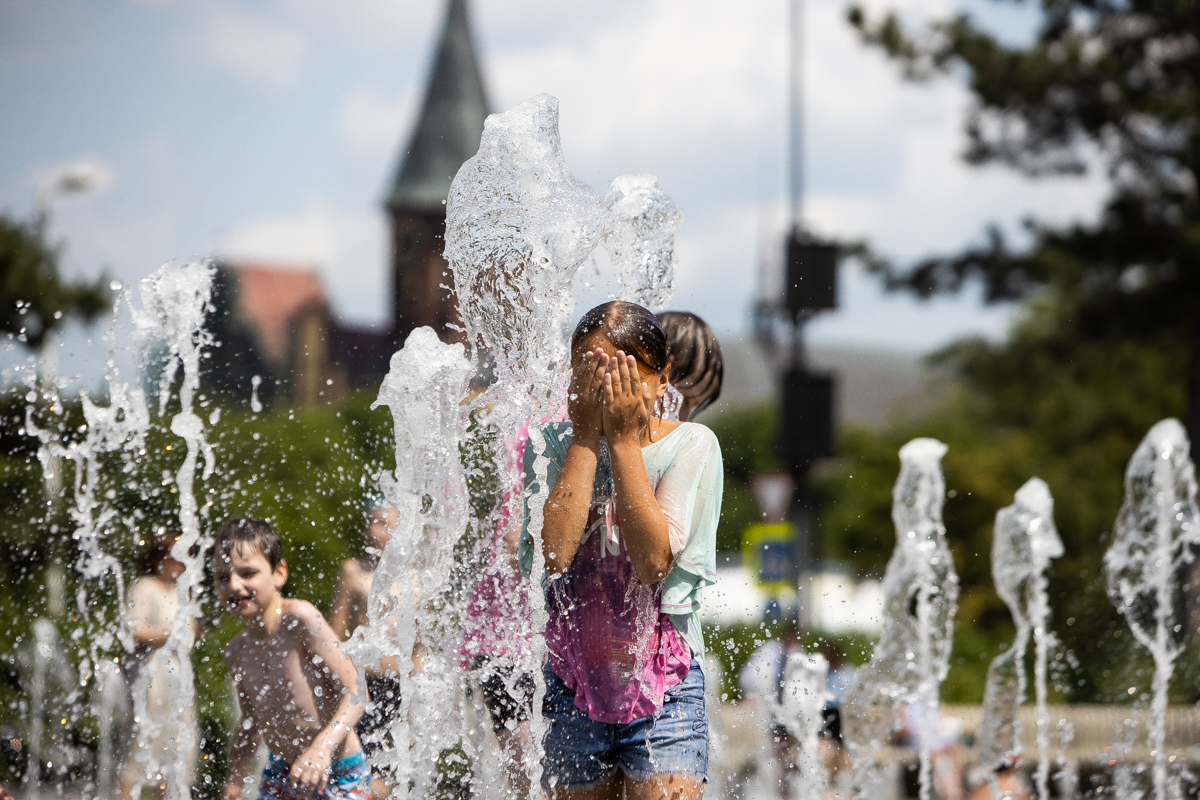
[[213, 545, 363, 799], [542, 334, 701, 800], [329, 507, 398, 642], [542, 333, 681, 586]]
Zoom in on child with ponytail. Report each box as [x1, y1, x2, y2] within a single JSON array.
[[522, 300, 723, 800]]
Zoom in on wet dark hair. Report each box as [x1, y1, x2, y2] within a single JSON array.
[[571, 301, 669, 373], [143, 528, 179, 575], [213, 516, 284, 571], [820, 702, 842, 743], [658, 311, 723, 416]]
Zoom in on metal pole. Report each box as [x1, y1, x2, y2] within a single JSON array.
[[788, 0, 805, 233]]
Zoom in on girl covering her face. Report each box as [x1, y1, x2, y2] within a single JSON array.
[[519, 301, 724, 800]]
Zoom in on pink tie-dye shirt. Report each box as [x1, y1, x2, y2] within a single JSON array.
[[521, 421, 723, 724]]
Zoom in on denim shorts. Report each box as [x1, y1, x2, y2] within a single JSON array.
[[540, 660, 709, 788]]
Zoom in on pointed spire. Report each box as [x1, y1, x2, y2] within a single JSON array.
[[387, 0, 490, 215]]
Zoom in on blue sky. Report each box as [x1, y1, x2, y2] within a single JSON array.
[[1, 0, 1108, 358]]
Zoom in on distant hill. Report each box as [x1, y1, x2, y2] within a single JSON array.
[[700, 337, 946, 429]]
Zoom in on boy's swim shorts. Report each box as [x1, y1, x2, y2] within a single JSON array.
[[258, 752, 370, 800]]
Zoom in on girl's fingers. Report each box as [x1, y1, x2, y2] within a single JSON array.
[[590, 355, 607, 394], [603, 371, 615, 406], [616, 351, 631, 395]]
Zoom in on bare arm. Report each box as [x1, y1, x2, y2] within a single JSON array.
[[132, 620, 172, 649], [604, 354, 673, 584], [328, 560, 357, 640], [290, 605, 365, 796], [222, 647, 262, 800], [541, 350, 607, 575]]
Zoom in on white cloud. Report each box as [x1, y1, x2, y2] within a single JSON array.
[[182, 3, 309, 92], [1, 0, 1113, 355], [338, 87, 419, 159], [464, 0, 1106, 348], [221, 200, 388, 325], [283, 0, 438, 50], [486, 0, 781, 162], [32, 158, 117, 199]]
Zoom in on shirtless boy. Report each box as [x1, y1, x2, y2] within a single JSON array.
[[212, 517, 367, 800], [329, 503, 396, 642]]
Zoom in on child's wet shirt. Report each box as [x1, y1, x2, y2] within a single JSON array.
[[522, 421, 723, 724]]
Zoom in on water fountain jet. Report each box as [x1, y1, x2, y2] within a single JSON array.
[[1105, 418, 1199, 800], [844, 438, 957, 800], [976, 477, 1063, 800]]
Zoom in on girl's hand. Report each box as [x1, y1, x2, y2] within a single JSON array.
[[602, 352, 652, 445], [568, 348, 607, 448]]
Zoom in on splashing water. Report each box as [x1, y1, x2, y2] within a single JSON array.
[[24, 260, 215, 799], [25, 284, 149, 690], [20, 96, 685, 799], [1105, 418, 1200, 800], [781, 651, 829, 800], [844, 438, 958, 800], [443, 93, 684, 795], [93, 657, 129, 800], [446, 93, 608, 793], [446, 93, 605, 380], [130, 261, 216, 800], [976, 478, 1063, 800], [250, 374, 263, 413], [345, 326, 472, 798], [602, 174, 682, 309], [18, 618, 79, 794]]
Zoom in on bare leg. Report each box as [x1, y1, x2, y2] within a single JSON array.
[[626, 772, 705, 800], [548, 771, 622, 800], [496, 722, 535, 800], [370, 775, 391, 800]]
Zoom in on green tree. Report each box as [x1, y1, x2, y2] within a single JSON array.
[[702, 402, 783, 553], [847, 0, 1200, 457], [833, 0, 1200, 700], [0, 213, 108, 347]]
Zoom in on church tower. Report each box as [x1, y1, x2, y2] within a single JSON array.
[[386, 0, 489, 347]]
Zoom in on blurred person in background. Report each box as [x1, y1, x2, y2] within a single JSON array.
[[656, 311, 723, 422], [899, 701, 967, 800], [738, 601, 806, 800], [120, 529, 198, 800], [330, 502, 401, 800], [817, 704, 850, 798], [461, 421, 538, 800], [965, 754, 1031, 800]]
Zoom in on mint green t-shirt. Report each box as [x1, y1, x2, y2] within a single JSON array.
[[519, 421, 723, 661]]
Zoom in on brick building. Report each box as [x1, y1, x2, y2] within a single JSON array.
[[207, 0, 489, 406]]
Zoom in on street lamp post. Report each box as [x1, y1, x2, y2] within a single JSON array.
[[33, 163, 100, 239], [753, 0, 842, 626], [31, 163, 99, 502]]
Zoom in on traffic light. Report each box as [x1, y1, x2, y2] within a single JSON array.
[[777, 368, 834, 471], [785, 234, 838, 315]]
